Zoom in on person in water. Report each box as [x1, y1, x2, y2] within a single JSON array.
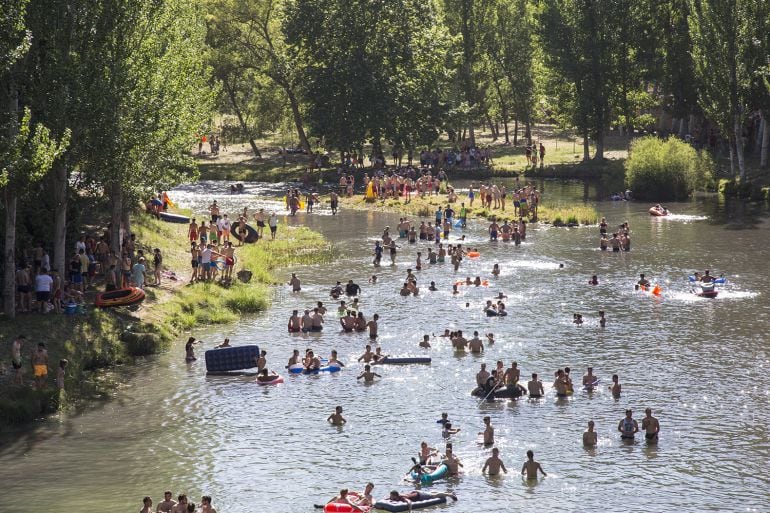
[[185, 337, 199, 361], [589, 275, 598, 285], [327, 406, 346, 425], [583, 420, 598, 446], [419, 335, 431, 348], [641, 408, 660, 443], [357, 364, 381, 383], [638, 273, 650, 288], [609, 374, 621, 396], [482, 447, 507, 475], [256, 368, 280, 383], [582, 367, 598, 390], [442, 445, 464, 475], [479, 416, 495, 445], [599, 310, 606, 327], [385, 490, 457, 506], [441, 422, 461, 438], [618, 409, 639, 440], [417, 441, 438, 465], [521, 450, 547, 480], [527, 373, 544, 398], [326, 489, 365, 512]]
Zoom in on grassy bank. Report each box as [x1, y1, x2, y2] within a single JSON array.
[[1, 214, 332, 426], [339, 194, 599, 225], [131, 214, 333, 330]]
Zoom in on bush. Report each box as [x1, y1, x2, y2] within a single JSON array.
[[625, 137, 714, 200]]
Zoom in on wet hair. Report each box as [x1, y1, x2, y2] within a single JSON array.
[[143, 497, 151, 505], [527, 450, 534, 459]]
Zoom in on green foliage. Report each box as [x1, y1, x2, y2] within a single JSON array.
[[625, 136, 714, 200]]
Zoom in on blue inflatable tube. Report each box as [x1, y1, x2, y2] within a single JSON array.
[[410, 464, 448, 484], [288, 363, 341, 374], [374, 357, 431, 365], [688, 275, 726, 284], [374, 492, 447, 512], [205, 345, 260, 373]]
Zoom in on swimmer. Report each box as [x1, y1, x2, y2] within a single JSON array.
[[366, 313, 379, 339], [419, 335, 431, 348], [254, 349, 267, 372], [436, 412, 450, 426], [452, 284, 459, 295], [326, 489, 365, 512], [573, 313, 583, 325], [589, 275, 598, 285], [492, 264, 500, 277], [428, 281, 438, 291], [641, 408, 660, 443], [328, 349, 345, 367], [442, 422, 461, 438], [479, 416, 494, 445], [417, 441, 437, 465], [638, 273, 650, 288], [327, 406, 346, 425], [521, 450, 547, 479], [184, 337, 199, 361], [215, 338, 231, 348], [582, 366, 598, 390], [599, 310, 606, 327], [357, 483, 374, 508], [482, 447, 507, 475], [357, 364, 381, 383], [368, 275, 378, 284], [451, 331, 468, 351], [486, 333, 495, 344], [468, 331, 484, 353], [385, 490, 457, 506], [442, 446, 464, 475], [399, 283, 411, 296], [527, 373, 544, 398], [357, 345, 374, 363], [473, 276, 482, 286], [287, 349, 300, 367], [553, 369, 569, 397], [494, 292, 507, 299], [256, 368, 280, 383], [583, 421, 598, 446], [609, 374, 621, 396], [618, 409, 639, 440], [438, 329, 451, 338], [304, 350, 321, 371]]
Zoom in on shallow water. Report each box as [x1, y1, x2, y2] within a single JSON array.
[[1, 181, 769, 512]]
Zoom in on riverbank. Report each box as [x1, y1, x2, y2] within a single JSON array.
[[0, 214, 332, 427]]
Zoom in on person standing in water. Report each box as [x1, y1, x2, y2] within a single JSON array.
[[521, 450, 547, 480], [618, 409, 639, 441], [641, 408, 660, 443], [482, 447, 507, 476], [583, 421, 598, 446]]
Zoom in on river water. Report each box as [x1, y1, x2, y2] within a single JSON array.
[[1, 180, 768, 512]]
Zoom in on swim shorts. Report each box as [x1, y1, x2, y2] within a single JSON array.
[[34, 364, 47, 377]]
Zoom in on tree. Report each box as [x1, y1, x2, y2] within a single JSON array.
[[207, 0, 310, 153]]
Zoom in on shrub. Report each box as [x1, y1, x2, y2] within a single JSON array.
[[625, 137, 714, 200]]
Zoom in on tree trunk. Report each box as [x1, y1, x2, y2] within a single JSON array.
[[513, 119, 518, 146], [224, 78, 261, 158], [524, 120, 532, 145], [3, 190, 17, 317], [734, 114, 746, 180], [583, 133, 590, 161], [286, 87, 310, 153], [594, 131, 605, 161], [486, 114, 497, 140], [727, 135, 736, 177], [759, 111, 770, 168], [468, 124, 475, 146], [52, 160, 68, 275], [679, 117, 688, 138], [109, 181, 123, 255], [503, 116, 510, 145]]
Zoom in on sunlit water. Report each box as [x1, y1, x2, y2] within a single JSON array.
[[1, 181, 769, 512]]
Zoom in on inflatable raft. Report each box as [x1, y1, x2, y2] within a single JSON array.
[[232, 223, 259, 243], [648, 207, 668, 217], [159, 212, 190, 223], [205, 344, 260, 373], [288, 363, 341, 374], [688, 275, 726, 284], [374, 357, 431, 365], [256, 375, 284, 385], [324, 493, 369, 513], [374, 491, 447, 512], [472, 385, 526, 400], [94, 287, 145, 308], [410, 463, 448, 484]]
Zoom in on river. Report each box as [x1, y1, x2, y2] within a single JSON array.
[[1, 180, 768, 512]]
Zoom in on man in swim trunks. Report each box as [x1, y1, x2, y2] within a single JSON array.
[[521, 450, 547, 479], [442, 446, 463, 475], [254, 350, 267, 372], [451, 331, 468, 351], [476, 363, 490, 388], [468, 332, 484, 353], [311, 308, 324, 331], [288, 310, 301, 333], [357, 364, 381, 383], [609, 374, 621, 396], [582, 367, 598, 391], [480, 416, 494, 445], [641, 408, 660, 443], [31, 342, 49, 389], [583, 421, 598, 446], [553, 369, 569, 397], [618, 409, 639, 441], [366, 313, 379, 339], [482, 447, 507, 475], [300, 310, 313, 332], [357, 345, 374, 363], [327, 406, 346, 425], [254, 209, 266, 237], [527, 373, 544, 398]]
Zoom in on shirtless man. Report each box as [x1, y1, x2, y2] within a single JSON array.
[[641, 408, 660, 443], [366, 314, 379, 339], [31, 342, 49, 389], [327, 406, 346, 426], [637, 273, 650, 288], [254, 350, 267, 372], [582, 366, 598, 391], [480, 416, 495, 445], [156, 491, 176, 513], [609, 374, 621, 397], [287, 349, 301, 367], [521, 450, 547, 480], [419, 335, 431, 348], [301, 310, 313, 332], [452, 331, 468, 352], [311, 308, 324, 332], [476, 363, 490, 388], [553, 369, 569, 398], [357, 364, 381, 383], [199, 496, 217, 513], [527, 373, 544, 398], [503, 362, 521, 386], [304, 350, 321, 371], [340, 311, 357, 332], [140, 496, 153, 513], [288, 310, 301, 333], [16, 265, 31, 312], [442, 446, 464, 475], [618, 409, 639, 441], [357, 345, 374, 363], [326, 489, 365, 513], [583, 421, 598, 446], [288, 273, 301, 292], [482, 447, 507, 475], [253, 208, 266, 238], [468, 331, 484, 353], [208, 200, 220, 222]]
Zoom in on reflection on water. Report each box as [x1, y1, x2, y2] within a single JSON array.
[[0, 181, 769, 512]]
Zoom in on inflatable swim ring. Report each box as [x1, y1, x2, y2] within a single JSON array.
[[324, 492, 369, 513], [410, 463, 448, 484], [256, 375, 284, 385], [467, 251, 480, 258], [95, 287, 145, 308], [288, 363, 341, 374]]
